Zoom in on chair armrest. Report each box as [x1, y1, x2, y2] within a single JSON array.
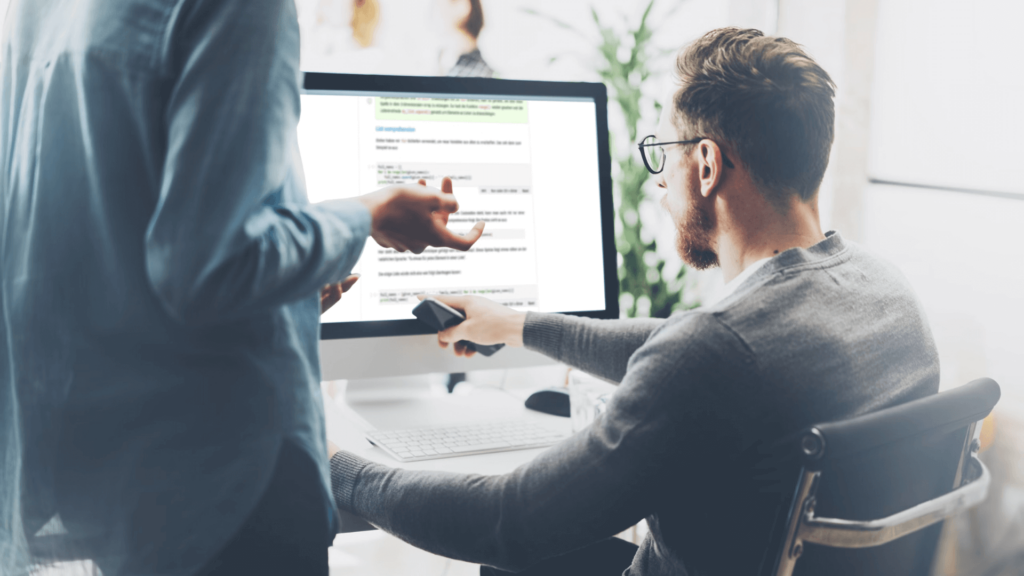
[[798, 455, 990, 549]]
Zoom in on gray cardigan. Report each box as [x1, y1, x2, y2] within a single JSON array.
[[330, 232, 939, 576]]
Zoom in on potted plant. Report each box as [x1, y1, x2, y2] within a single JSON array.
[[526, 0, 697, 318]]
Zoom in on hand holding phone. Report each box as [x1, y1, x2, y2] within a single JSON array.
[[412, 298, 505, 357]]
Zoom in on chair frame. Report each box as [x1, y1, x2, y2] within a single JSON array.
[[771, 419, 989, 576]]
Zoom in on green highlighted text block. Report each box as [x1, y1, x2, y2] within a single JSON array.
[[376, 98, 527, 124]]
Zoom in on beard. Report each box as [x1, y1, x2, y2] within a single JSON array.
[[675, 193, 719, 270]]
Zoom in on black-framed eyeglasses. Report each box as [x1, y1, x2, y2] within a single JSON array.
[[637, 134, 735, 174]]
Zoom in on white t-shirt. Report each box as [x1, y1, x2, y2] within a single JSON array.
[[720, 257, 772, 300]]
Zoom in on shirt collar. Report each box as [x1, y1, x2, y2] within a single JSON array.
[[721, 257, 772, 299], [717, 231, 847, 301]]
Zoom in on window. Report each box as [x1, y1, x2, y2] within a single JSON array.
[[868, 0, 1023, 197]]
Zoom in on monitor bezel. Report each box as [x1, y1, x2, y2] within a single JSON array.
[[303, 73, 619, 340]]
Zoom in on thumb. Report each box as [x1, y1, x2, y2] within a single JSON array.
[[437, 221, 484, 251], [341, 274, 360, 292], [430, 294, 472, 313]]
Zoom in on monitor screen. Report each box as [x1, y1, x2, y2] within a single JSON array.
[[299, 74, 617, 339]]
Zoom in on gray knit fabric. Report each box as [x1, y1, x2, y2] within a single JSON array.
[[329, 232, 939, 575], [447, 49, 494, 78]]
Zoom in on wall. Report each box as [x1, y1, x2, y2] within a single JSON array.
[[781, 0, 1024, 569]]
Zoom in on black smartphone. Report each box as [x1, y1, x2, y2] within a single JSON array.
[[411, 298, 505, 357]]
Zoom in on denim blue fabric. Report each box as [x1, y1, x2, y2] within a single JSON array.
[[0, 1, 369, 574]]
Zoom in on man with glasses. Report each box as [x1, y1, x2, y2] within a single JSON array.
[[327, 28, 939, 576]]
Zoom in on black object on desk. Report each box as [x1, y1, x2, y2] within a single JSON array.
[[525, 388, 570, 417], [412, 298, 505, 357]]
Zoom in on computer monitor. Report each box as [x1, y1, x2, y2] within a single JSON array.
[[298, 73, 618, 380]]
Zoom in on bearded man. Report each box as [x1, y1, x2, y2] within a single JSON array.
[[325, 27, 940, 576]]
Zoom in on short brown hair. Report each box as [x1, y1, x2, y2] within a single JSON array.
[[673, 28, 836, 203], [462, 0, 484, 39]]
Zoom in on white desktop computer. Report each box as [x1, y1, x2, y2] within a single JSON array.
[[298, 73, 619, 384]]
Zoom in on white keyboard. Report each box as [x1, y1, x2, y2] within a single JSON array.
[[366, 419, 571, 462]]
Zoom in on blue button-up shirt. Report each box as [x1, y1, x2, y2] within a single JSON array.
[[0, 1, 369, 573]]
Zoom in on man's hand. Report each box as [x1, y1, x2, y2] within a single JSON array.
[[321, 274, 360, 314], [327, 439, 341, 460], [356, 177, 485, 254], [420, 295, 526, 358]]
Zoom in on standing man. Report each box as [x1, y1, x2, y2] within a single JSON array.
[[0, 1, 481, 575]]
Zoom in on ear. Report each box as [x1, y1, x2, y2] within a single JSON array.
[[697, 140, 725, 199]]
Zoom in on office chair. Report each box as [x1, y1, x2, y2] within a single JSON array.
[[764, 377, 1000, 576]]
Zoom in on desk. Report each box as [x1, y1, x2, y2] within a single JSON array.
[[323, 378, 571, 532]]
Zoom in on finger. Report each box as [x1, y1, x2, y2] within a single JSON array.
[[439, 177, 454, 225], [320, 285, 342, 314], [438, 323, 467, 345], [454, 341, 476, 358], [410, 242, 428, 255], [436, 221, 485, 251], [434, 191, 460, 214], [340, 274, 360, 293], [436, 334, 449, 349], [430, 294, 472, 312], [418, 179, 427, 186]]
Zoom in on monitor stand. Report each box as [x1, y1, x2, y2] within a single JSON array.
[[336, 374, 529, 432], [342, 374, 447, 399]]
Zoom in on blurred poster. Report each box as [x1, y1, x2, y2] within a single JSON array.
[[297, 0, 493, 77]]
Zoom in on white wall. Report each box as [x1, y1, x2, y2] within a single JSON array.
[[782, 0, 1024, 555], [779, 0, 1024, 403], [864, 0, 1024, 402]]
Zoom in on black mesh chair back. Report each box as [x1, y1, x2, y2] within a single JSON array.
[[764, 377, 1000, 576]]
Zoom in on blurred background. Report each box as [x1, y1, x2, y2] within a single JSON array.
[[299, 1, 1024, 573], [3, 0, 1021, 574]]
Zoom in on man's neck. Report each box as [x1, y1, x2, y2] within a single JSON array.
[[717, 195, 825, 284]]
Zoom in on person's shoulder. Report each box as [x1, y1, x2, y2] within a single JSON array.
[[632, 310, 754, 369], [844, 240, 913, 282]]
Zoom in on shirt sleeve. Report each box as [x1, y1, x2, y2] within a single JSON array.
[[144, 0, 370, 325], [330, 312, 753, 572], [522, 312, 664, 383]]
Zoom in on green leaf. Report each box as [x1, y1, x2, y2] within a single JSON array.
[[534, 0, 699, 318]]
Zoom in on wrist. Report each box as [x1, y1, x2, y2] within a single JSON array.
[[505, 311, 527, 347], [354, 190, 387, 230]]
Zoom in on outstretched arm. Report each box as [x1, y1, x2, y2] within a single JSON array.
[[428, 295, 663, 383], [521, 313, 663, 383], [329, 313, 750, 571]]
